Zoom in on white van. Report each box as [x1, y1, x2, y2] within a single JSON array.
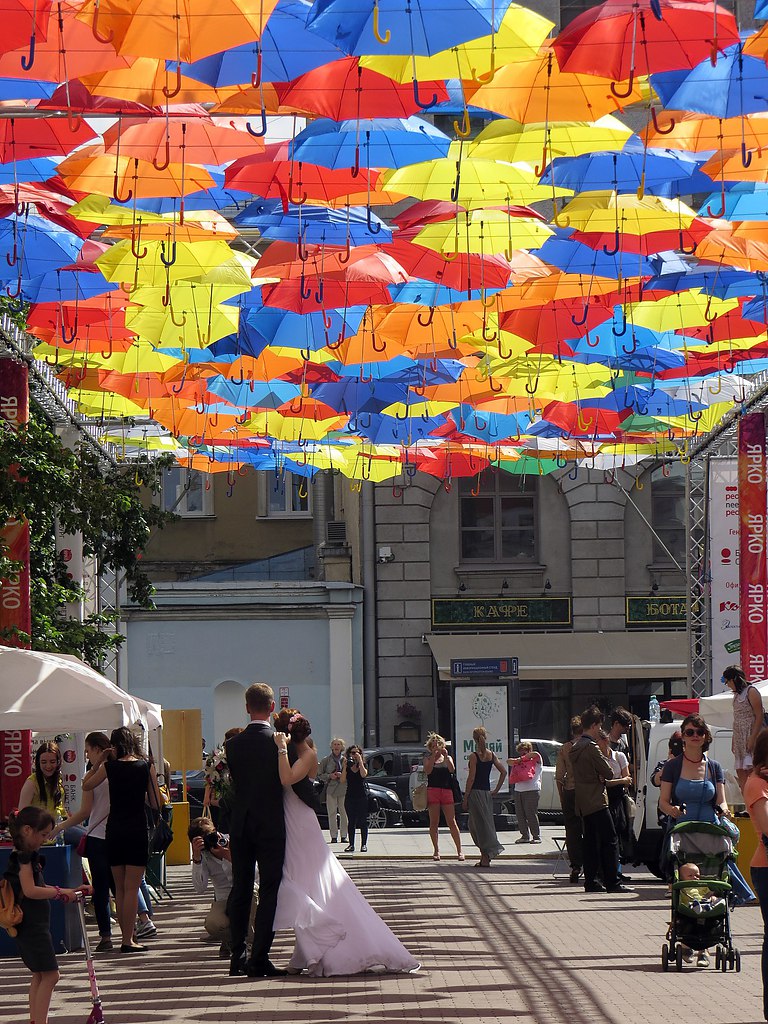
[[631, 719, 741, 874]]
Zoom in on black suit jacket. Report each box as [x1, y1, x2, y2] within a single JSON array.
[[225, 722, 285, 840]]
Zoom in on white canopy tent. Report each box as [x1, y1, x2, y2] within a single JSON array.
[[0, 646, 162, 754], [700, 680, 768, 730]]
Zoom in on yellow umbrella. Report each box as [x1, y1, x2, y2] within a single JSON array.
[[97, 239, 235, 287], [623, 292, 739, 333], [383, 150, 569, 208], [559, 192, 699, 236], [129, 280, 250, 308], [470, 115, 632, 165], [470, 47, 643, 124], [413, 209, 552, 256], [359, 3, 553, 84], [58, 145, 215, 200], [104, 212, 239, 242], [69, 388, 149, 418], [125, 303, 240, 348], [69, 195, 165, 226], [245, 411, 348, 441]]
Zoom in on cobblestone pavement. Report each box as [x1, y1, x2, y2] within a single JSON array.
[[0, 847, 764, 1024]]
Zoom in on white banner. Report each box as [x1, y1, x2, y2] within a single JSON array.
[[57, 733, 85, 817], [452, 685, 509, 794], [709, 458, 741, 687]]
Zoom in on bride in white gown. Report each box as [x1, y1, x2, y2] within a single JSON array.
[[271, 710, 420, 977]]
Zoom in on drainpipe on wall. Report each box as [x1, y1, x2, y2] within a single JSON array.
[[361, 481, 378, 746], [312, 470, 333, 580]]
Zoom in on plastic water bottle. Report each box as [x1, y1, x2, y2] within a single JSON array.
[[648, 695, 661, 725]]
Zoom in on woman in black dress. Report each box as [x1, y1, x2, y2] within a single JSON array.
[[82, 727, 161, 953], [342, 745, 369, 853]]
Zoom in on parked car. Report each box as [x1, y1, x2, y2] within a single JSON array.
[[170, 770, 206, 813], [314, 779, 402, 831], [498, 739, 563, 820], [363, 747, 427, 816]]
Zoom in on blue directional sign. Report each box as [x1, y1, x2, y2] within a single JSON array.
[[450, 658, 519, 678]]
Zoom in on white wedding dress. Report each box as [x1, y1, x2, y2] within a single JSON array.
[[273, 787, 420, 976]]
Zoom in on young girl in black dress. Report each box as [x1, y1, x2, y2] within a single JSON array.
[[4, 806, 89, 1024]]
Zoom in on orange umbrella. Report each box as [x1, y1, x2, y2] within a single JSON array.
[[57, 144, 215, 199], [702, 147, 768, 183], [76, 0, 280, 63], [79, 57, 234, 105], [102, 116, 262, 166], [470, 47, 642, 124], [694, 227, 768, 271], [643, 110, 768, 151]]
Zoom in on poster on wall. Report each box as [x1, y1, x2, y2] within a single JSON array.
[[452, 685, 509, 794], [709, 457, 741, 687], [739, 413, 768, 682]]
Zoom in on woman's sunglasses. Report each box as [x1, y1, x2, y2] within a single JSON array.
[[683, 728, 706, 737]]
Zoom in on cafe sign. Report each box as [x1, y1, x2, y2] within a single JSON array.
[[626, 595, 687, 629], [431, 597, 572, 631]]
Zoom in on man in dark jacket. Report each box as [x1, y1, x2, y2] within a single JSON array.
[[225, 682, 287, 978], [570, 705, 632, 894]]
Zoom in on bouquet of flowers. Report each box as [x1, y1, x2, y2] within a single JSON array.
[[204, 745, 232, 802]]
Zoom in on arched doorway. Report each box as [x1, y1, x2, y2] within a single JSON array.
[[213, 679, 246, 747]]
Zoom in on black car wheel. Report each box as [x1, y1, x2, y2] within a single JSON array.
[[367, 801, 388, 830]]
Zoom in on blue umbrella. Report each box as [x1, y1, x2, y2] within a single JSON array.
[[0, 215, 83, 282], [13, 269, 116, 304], [171, 0, 344, 85], [310, 379, 408, 415], [458, 406, 531, 442], [650, 42, 768, 118], [244, 305, 368, 351], [540, 143, 701, 195], [536, 229, 653, 279], [235, 204, 392, 245], [0, 156, 58, 184], [698, 182, 768, 220], [389, 279, 504, 304], [205, 376, 302, 409], [306, 0, 515, 57], [330, 357, 466, 385], [0, 77, 56, 101], [290, 117, 450, 171], [353, 412, 445, 445], [115, 169, 251, 213]]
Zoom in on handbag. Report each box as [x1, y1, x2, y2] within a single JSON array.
[[509, 757, 538, 785], [0, 878, 22, 937], [717, 814, 740, 844], [412, 783, 428, 812], [76, 808, 109, 858], [147, 769, 174, 855], [450, 773, 462, 803]]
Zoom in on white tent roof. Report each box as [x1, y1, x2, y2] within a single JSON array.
[[700, 680, 768, 730], [0, 645, 144, 732]]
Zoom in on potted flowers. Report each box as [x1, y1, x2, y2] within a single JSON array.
[[394, 701, 422, 744]]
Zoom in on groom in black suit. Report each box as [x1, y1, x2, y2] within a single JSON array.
[[225, 682, 287, 978]]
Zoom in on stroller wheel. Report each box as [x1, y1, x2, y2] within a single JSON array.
[[714, 947, 721, 970], [661, 943, 670, 972], [675, 944, 684, 972], [721, 946, 728, 973], [734, 949, 741, 973]]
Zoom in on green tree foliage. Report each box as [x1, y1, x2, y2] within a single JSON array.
[[0, 403, 175, 665]]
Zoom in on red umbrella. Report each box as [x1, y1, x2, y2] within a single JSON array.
[[571, 220, 711, 256], [225, 156, 378, 203], [385, 237, 512, 292], [263, 277, 395, 311], [660, 699, 699, 717], [0, 0, 53, 61], [541, 401, 632, 435], [552, 0, 739, 86], [37, 79, 153, 115], [0, 115, 97, 161], [275, 57, 449, 120], [500, 295, 619, 343]]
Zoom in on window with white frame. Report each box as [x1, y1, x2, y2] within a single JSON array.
[[161, 466, 214, 517], [267, 472, 312, 517], [459, 470, 537, 562], [651, 462, 686, 566]]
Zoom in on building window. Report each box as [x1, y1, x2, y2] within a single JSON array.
[[267, 472, 311, 517], [161, 467, 213, 517], [651, 463, 686, 565], [459, 470, 536, 562], [559, 0, 594, 28]]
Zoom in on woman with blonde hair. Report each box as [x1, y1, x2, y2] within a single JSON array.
[[462, 727, 506, 867], [424, 733, 463, 861]]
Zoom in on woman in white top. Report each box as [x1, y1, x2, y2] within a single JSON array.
[[51, 732, 114, 952], [508, 741, 543, 844], [598, 730, 632, 877]]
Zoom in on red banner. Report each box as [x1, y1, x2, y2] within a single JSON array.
[[0, 358, 32, 817], [739, 412, 768, 682]]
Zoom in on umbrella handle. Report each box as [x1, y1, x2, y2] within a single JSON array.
[[741, 142, 753, 168], [20, 34, 36, 71], [246, 110, 268, 138], [131, 225, 148, 260], [300, 273, 312, 299], [481, 290, 496, 309], [60, 320, 77, 344], [585, 332, 600, 347], [453, 109, 471, 139], [498, 336, 514, 359], [160, 241, 177, 266], [66, 108, 82, 133], [5, 242, 18, 267], [650, 107, 675, 135], [170, 307, 187, 327], [576, 409, 592, 432], [338, 237, 351, 263], [706, 185, 726, 218], [571, 305, 589, 327], [412, 79, 437, 110], [326, 322, 346, 350], [688, 406, 703, 422], [703, 297, 717, 322], [621, 333, 637, 355], [113, 173, 133, 204], [373, 1, 391, 44], [322, 310, 333, 329], [610, 70, 635, 100], [678, 230, 696, 256], [367, 206, 381, 234], [153, 136, 171, 171], [488, 375, 502, 392], [533, 143, 548, 177], [568, 464, 579, 481], [251, 46, 262, 89], [602, 228, 620, 257], [288, 170, 308, 205], [91, 0, 114, 43], [661, 460, 672, 476], [163, 66, 182, 99], [472, 50, 495, 85], [417, 307, 434, 326], [315, 279, 324, 302], [552, 209, 570, 228], [612, 310, 627, 337], [482, 318, 497, 343], [371, 329, 387, 352], [555, 454, 567, 469], [604, 469, 616, 484], [171, 366, 188, 393], [524, 375, 539, 395], [351, 144, 360, 178]]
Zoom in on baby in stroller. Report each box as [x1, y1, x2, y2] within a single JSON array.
[[662, 821, 741, 973]]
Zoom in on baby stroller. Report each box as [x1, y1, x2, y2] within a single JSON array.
[[661, 821, 741, 973]]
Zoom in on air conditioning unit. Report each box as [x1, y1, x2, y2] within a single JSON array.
[[326, 521, 347, 545]]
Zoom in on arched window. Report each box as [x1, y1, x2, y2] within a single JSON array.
[[459, 470, 537, 562], [650, 463, 686, 566]]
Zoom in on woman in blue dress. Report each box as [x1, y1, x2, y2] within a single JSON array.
[[659, 713, 754, 906]]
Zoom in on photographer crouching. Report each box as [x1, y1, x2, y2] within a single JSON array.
[[188, 817, 236, 958]]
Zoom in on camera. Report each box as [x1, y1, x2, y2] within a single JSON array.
[[202, 831, 229, 851]]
